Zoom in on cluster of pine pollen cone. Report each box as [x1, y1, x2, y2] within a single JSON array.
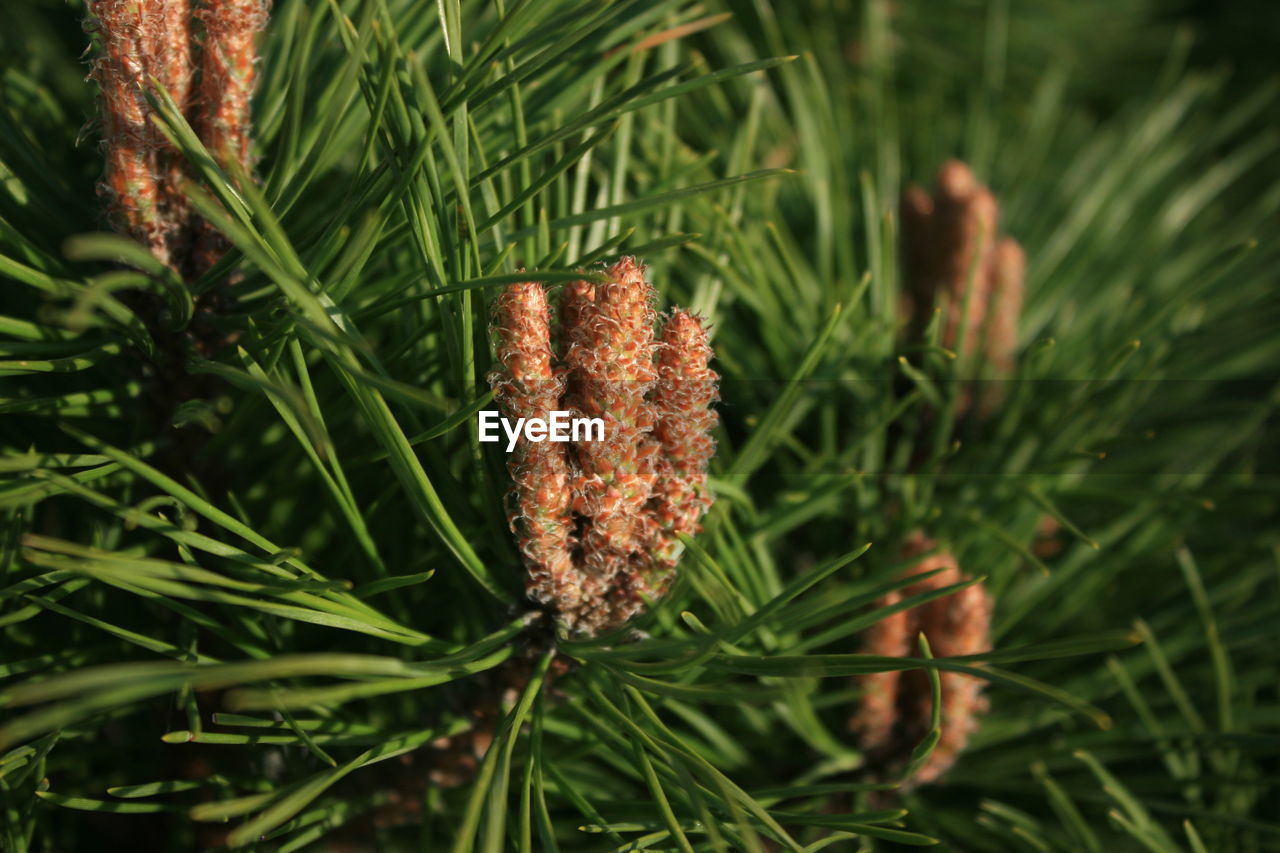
[[849, 160, 1022, 784], [850, 532, 994, 786], [902, 159, 1025, 410], [87, 0, 270, 276], [488, 258, 719, 637]]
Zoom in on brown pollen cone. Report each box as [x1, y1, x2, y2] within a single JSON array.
[[641, 309, 719, 605], [488, 259, 719, 637], [563, 257, 659, 632], [555, 278, 596, 436], [985, 237, 1026, 375], [488, 283, 586, 627], [156, 0, 194, 258], [88, 0, 270, 282], [849, 589, 913, 753], [89, 0, 186, 266], [191, 0, 271, 277], [851, 532, 993, 786], [909, 552, 993, 785], [196, 0, 270, 167], [900, 160, 1026, 413]]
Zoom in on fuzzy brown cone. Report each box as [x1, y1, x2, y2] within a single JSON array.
[[564, 257, 661, 630], [489, 282, 590, 623], [191, 0, 271, 277], [89, 0, 182, 266], [488, 259, 718, 636], [642, 309, 719, 603], [901, 160, 1026, 414], [88, 0, 269, 278], [851, 532, 993, 785]]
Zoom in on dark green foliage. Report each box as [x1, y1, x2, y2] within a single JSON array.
[[2, 0, 1277, 850]]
